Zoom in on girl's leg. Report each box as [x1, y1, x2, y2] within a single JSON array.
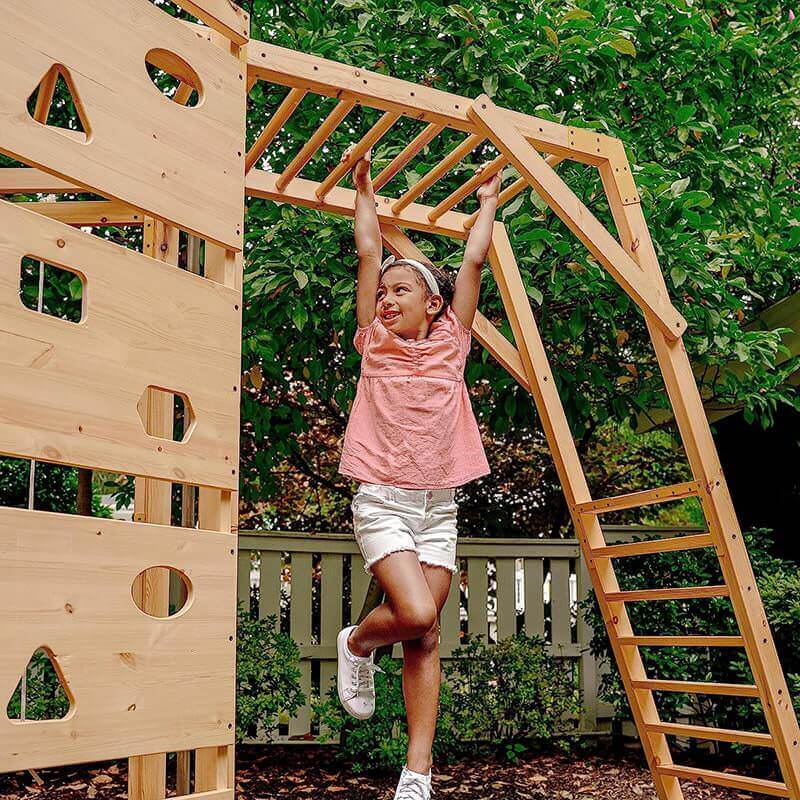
[[347, 550, 439, 656], [401, 564, 453, 774]]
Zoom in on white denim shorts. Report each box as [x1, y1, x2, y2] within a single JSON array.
[[351, 482, 459, 575]]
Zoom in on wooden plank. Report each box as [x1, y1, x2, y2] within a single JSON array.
[[592, 533, 714, 559], [495, 557, 517, 641], [21, 200, 143, 226], [550, 559, 572, 647], [0, 200, 241, 489], [468, 96, 686, 342], [0, 0, 245, 249], [467, 558, 488, 641], [428, 154, 507, 223], [174, 0, 250, 45], [373, 123, 444, 192], [575, 480, 702, 515], [258, 551, 282, 625], [276, 99, 357, 191], [0, 167, 81, 193], [0, 508, 236, 772], [633, 679, 760, 698], [648, 721, 773, 748], [392, 134, 484, 213], [350, 555, 371, 623], [237, 551, 251, 610], [289, 553, 312, 736], [316, 111, 401, 200], [319, 552, 343, 740], [523, 558, 545, 638], [618, 636, 744, 647], [245, 88, 307, 174], [440, 568, 461, 653], [658, 765, 789, 797], [605, 585, 728, 602]]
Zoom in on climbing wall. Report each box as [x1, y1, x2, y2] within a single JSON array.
[[0, 1, 248, 797]]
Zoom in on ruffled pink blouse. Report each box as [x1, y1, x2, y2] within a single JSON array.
[[338, 304, 490, 489]]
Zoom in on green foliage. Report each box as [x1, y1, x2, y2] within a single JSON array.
[[313, 633, 581, 772], [6, 649, 70, 721], [581, 529, 800, 763], [241, 0, 800, 511], [236, 607, 306, 742]]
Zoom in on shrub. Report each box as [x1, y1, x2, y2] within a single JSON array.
[[313, 632, 581, 772], [236, 606, 305, 742]]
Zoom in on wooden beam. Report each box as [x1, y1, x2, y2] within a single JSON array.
[[315, 111, 401, 200], [373, 123, 444, 192], [605, 585, 729, 603], [175, 0, 250, 45], [428, 154, 507, 223], [632, 679, 760, 698], [467, 95, 686, 342], [245, 88, 307, 174], [392, 134, 484, 214], [574, 480, 703, 515], [592, 533, 714, 559], [276, 99, 356, 191], [21, 200, 143, 226]]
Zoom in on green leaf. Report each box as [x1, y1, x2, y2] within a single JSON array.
[[674, 104, 696, 125], [670, 265, 687, 287], [526, 285, 544, 305], [482, 74, 499, 97], [291, 304, 308, 332], [608, 36, 636, 56], [293, 269, 309, 289], [670, 177, 690, 197], [68, 276, 83, 301], [568, 307, 586, 338], [560, 8, 593, 23], [543, 26, 559, 47]]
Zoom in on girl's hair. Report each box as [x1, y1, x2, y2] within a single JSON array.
[[383, 261, 455, 323]]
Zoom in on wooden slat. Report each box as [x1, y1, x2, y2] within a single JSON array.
[[618, 635, 744, 647], [289, 552, 312, 736], [524, 557, 545, 638], [175, 0, 250, 45], [428, 154, 507, 223], [276, 99, 356, 190], [21, 200, 143, 226], [315, 111, 401, 200], [658, 765, 789, 797], [237, 551, 251, 610], [605, 585, 729, 603], [373, 123, 444, 191], [258, 551, 282, 625], [319, 552, 343, 740], [495, 557, 517, 641], [468, 96, 686, 342], [0, 167, 81, 193], [550, 559, 572, 646], [245, 88, 307, 174], [0, 200, 241, 489], [633, 679, 760, 698], [575, 480, 702, 515], [0, 1, 245, 249], [392, 134, 484, 213], [0, 508, 236, 772], [592, 533, 714, 559], [350, 555, 371, 624], [440, 568, 461, 655], [467, 557, 489, 641], [648, 721, 774, 747]]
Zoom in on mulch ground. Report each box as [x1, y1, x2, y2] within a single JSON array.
[[0, 744, 772, 800]]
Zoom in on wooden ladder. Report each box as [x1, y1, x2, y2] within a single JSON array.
[[463, 96, 800, 800]]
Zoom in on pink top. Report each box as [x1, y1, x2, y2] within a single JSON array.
[[338, 304, 490, 489]]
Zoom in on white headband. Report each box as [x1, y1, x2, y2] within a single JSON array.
[[379, 255, 440, 296]]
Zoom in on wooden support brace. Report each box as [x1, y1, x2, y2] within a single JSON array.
[[315, 111, 401, 200], [618, 635, 744, 647], [592, 533, 714, 559], [428, 154, 507, 223], [657, 765, 789, 797], [467, 95, 686, 342], [632, 679, 760, 698], [373, 123, 444, 192], [574, 480, 703, 515], [605, 585, 729, 602], [245, 88, 307, 174]]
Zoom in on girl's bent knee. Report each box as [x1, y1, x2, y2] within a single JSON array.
[[396, 602, 437, 639]]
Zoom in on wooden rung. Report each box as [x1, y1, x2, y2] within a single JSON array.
[[392, 133, 484, 214], [648, 721, 774, 748], [427, 154, 507, 222], [315, 111, 401, 200], [657, 764, 789, 797], [373, 123, 444, 191], [605, 585, 729, 602], [618, 635, 744, 647], [462, 155, 565, 229], [592, 533, 714, 559], [276, 99, 356, 191], [246, 88, 307, 173], [575, 480, 703, 515], [632, 679, 760, 697]]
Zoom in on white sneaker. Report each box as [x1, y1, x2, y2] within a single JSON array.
[[336, 624, 383, 719], [394, 765, 433, 799]]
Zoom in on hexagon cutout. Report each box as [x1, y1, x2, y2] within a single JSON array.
[[136, 386, 196, 443]]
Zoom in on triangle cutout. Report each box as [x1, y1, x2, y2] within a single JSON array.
[[26, 64, 91, 143], [6, 647, 73, 721]]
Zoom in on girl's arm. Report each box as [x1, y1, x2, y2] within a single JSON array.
[[451, 166, 501, 330], [344, 146, 382, 328]]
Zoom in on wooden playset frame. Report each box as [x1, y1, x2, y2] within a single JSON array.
[[1, 2, 799, 799]]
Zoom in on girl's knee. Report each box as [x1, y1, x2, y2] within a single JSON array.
[[396, 600, 437, 639]]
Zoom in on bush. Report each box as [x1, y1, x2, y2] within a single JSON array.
[[313, 632, 581, 772], [236, 606, 306, 742], [580, 528, 800, 765]]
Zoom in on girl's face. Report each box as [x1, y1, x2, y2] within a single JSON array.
[[376, 265, 442, 339]]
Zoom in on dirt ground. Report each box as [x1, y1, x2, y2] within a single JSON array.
[[0, 745, 770, 800]]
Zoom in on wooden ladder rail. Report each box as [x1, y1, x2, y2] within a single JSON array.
[[427, 153, 507, 223], [245, 87, 307, 174], [372, 122, 444, 191]]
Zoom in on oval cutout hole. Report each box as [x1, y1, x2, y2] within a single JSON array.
[[132, 567, 192, 618], [145, 49, 202, 107]]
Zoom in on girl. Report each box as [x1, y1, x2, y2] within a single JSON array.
[[336, 144, 500, 800]]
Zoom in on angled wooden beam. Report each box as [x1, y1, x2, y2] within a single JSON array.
[[378, 224, 530, 392], [467, 95, 686, 342], [276, 99, 356, 191], [245, 88, 307, 174], [0, 167, 83, 193], [373, 122, 444, 192], [315, 111, 401, 200], [23, 200, 143, 226], [428, 154, 507, 223], [178, 0, 250, 45], [392, 134, 484, 214]]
